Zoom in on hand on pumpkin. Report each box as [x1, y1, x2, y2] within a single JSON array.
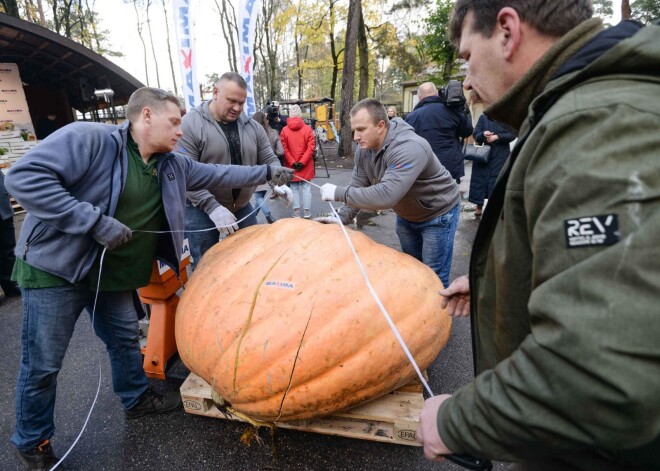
[[417, 394, 453, 461], [313, 216, 342, 225], [272, 185, 293, 207], [320, 183, 337, 201], [439, 275, 470, 317], [268, 165, 295, 186], [209, 206, 239, 235]]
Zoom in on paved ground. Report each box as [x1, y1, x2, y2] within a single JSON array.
[[0, 162, 495, 471]]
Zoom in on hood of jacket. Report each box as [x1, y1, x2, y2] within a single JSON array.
[[285, 116, 306, 131], [194, 100, 251, 127], [376, 118, 418, 156]]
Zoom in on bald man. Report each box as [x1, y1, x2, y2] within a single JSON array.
[[405, 82, 472, 183]]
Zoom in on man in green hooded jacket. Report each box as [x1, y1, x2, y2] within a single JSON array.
[[417, 1, 660, 469]]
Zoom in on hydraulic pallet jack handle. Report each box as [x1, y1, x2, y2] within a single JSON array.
[[447, 454, 493, 470]]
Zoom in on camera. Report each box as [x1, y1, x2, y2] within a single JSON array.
[[264, 100, 280, 119]]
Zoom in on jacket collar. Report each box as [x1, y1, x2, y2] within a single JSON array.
[[198, 101, 250, 126], [414, 95, 443, 110], [485, 18, 604, 132]]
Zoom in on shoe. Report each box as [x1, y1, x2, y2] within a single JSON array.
[[265, 215, 275, 224], [125, 388, 182, 419], [474, 206, 483, 217], [13, 439, 59, 470], [2, 282, 21, 297], [303, 210, 311, 219], [293, 208, 301, 218]]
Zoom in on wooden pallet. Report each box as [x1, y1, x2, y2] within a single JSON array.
[[180, 372, 424, 447]]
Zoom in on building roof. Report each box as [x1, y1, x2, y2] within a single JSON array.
[[0, 12, 144, 111]]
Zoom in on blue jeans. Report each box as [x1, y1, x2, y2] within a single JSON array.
[[395, 203, 460, 288], [290, 181, 311, 211], [12, 287, 148, 451], [253, 191, 272, 218], [185, 203, 258, 269]]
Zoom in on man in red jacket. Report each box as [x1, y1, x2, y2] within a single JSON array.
[[280, 105, 316, 218]]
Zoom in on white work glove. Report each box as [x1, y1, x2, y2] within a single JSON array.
[[313, 216, 342, 225], [320, 183, 337, 201], [417, 394, 453, 462], [272, 185, 293, 207], [209, 206, 238, 236]]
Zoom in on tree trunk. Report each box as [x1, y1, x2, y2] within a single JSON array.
[[328, 1, 341, 101], [621, 0, 631, 20], [145, 0, 161, 87], [161, 0, 178, 94], [1, 0, 20, 18], [215, 0, 239, 72], [357, 7, 369, 101], [338, 0, 360, 158], [36, 0, 46, 25], [132, 0, 150, 85]]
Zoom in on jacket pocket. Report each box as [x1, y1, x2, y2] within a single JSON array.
[[24, 221, 48, 257]]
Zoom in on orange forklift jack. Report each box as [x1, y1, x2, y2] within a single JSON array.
[[138, 254, 190, 380]]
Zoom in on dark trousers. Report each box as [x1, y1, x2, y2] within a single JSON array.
[[0, 215, 16, 290]]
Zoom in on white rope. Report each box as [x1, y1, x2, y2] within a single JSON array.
[[51, 248, 107, 470], [297, 176, 435, 397]]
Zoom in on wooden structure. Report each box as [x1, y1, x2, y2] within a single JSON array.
[[180, 372, 424, 447]]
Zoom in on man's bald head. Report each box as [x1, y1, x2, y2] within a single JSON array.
[[417, 82, 438, 101]]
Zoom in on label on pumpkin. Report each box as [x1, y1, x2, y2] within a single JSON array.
[[264, 280, 295, 290]]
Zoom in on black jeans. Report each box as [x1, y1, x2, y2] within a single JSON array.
[[0, 215, 17, 290]]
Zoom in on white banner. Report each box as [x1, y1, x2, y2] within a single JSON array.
[[173, 0, 201, 111], [238, 0, 262, 116], [0, 63, 35, 137]]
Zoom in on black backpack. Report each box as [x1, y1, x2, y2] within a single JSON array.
[[442, 79, 467, 108]]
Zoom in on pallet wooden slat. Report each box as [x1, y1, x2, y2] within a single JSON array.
[[180, 372, 423, 446]]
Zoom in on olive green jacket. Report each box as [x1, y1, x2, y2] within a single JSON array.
[[438, 19, 660, 470]]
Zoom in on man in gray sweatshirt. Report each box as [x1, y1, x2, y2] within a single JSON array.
[[178, 72, 292, 268], [317, 98, 460, 288]]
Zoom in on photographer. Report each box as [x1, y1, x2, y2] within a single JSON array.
[[265, 101, 287, 134], [405, 82, 473, 184]]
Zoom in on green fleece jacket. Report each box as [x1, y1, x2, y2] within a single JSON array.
[[438, 19, 660, 470]]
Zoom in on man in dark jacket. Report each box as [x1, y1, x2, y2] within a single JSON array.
[[405, 82, 473, 183], [6, 87, 293, 470], [417, 1, 660, 469]]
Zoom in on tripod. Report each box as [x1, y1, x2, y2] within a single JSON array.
[[314, 128, 331, 178]]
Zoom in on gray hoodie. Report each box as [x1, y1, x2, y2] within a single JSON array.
[[335, 119, 459, 224], [178, 102, 280, 213], [5, 121, 269, 283]]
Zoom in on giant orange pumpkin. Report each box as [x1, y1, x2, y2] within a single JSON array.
[[175, 218, 451, 421]]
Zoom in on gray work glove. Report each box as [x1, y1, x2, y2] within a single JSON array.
[[209, 206, 239, 235], [268, 165, 295, 186], [91, 215, 132, 250]]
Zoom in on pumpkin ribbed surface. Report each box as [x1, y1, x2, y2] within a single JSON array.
[[175, 218, 451, 421]]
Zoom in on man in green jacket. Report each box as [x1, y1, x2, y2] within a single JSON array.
[[417, 1, 660, 469]]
